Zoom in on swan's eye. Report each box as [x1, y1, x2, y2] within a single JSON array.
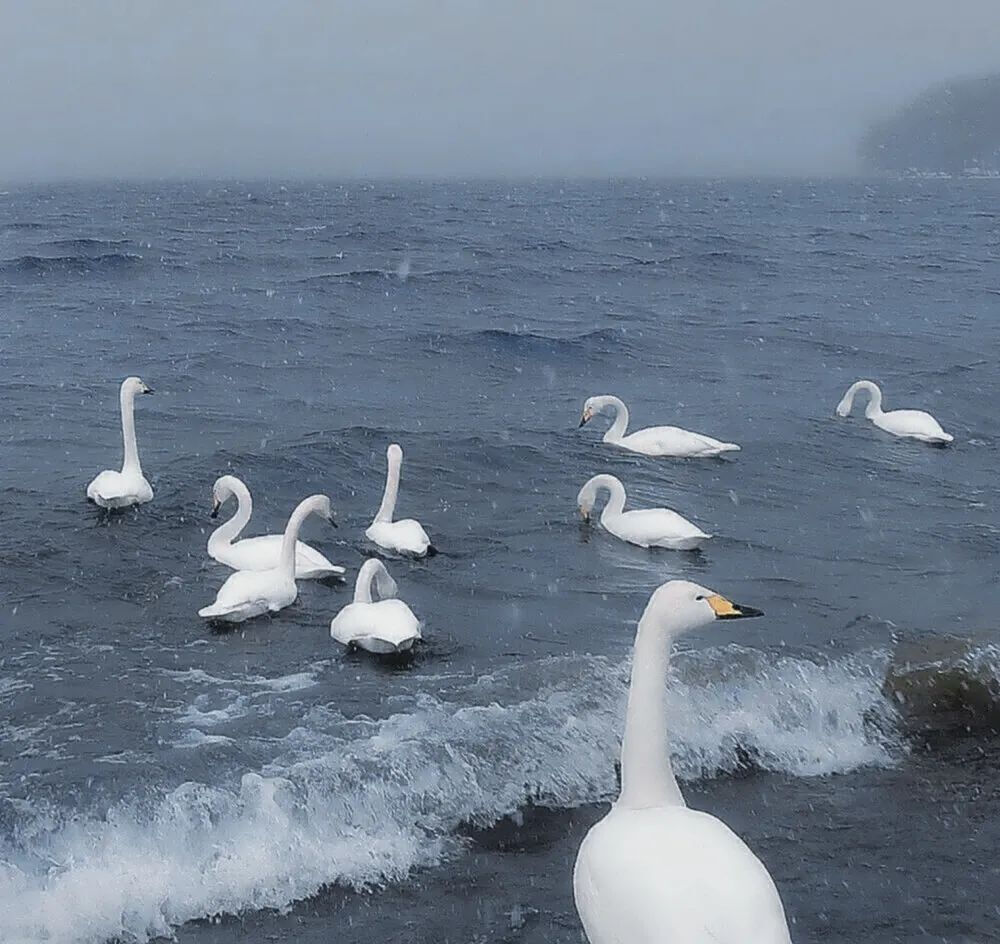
[[695, 595, 706, 601]]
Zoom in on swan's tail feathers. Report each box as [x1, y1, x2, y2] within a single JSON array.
[[674, 533, 712, 551], [717, 442, 741, 453], [198, 601, 246, 620]]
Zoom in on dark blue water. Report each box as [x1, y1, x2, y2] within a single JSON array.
[[1, 179, 999, 944]]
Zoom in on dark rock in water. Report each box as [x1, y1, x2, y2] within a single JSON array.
[[884, 635, 1000, 736], [860, 73, 1000, 174]]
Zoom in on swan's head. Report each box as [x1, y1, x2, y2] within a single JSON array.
[[122, 376, 153, 397], [578, 396, 601, 427], [387, 443, 403, 463], [309, 494, 338, 527], [834, 396, 851, 418], [210, 475, 244, 518], [643, 580, 762, 638]]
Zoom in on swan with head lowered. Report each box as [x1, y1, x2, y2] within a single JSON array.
[[86, 376, 154, 508], [835, 380, 953, 445], [366, 443, 434, 557], [579, 395, 740, 458], [573, 580, 791, 944], [207, 475, 345, 579], [578, 474, 710, 550], [330, 558, 422, 654], [198, 494, 336, 623]]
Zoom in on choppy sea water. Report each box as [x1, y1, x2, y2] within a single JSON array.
[[1, 178, 999, 943]]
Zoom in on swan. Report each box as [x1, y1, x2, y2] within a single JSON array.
[[579, 395, 740, 458], [86, 376, 154, 508], [365, 443, 434, 557], [573, 580, 791, 944], [330, 558, 422, 654], [207, 475, 345, 579], [577, 474, 710, 550], [198, 494, 335, 623], [835, 380, 953, 444]]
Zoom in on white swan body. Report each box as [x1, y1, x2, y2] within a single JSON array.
[[836, 380, 953, 444], [577, 474, 710, 550], [207, 475, 345, 579], [86, 376, 154, 508], [365, 443, 433, 556], [573, 580, 791, 944], [579, 395, 740, 458], [198, 495, 335, 623], [330, 558, 422, 654]]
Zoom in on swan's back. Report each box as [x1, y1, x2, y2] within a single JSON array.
[[574, 805, 790, 944], [86, 469, 153, 507], [366, 518, 431, 555], [620, 425, 740, 458], [198, 567, 296, 622], [330, 598, 421, 652], [217, 535, 344, 578], [878, 408, 953, 442], [612, 508, 710, 548]]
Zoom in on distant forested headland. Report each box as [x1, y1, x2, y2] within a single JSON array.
[[860, 73, 1000, 175]]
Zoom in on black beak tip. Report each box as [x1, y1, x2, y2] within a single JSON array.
[[329, 516, 339, 528], [143, 388, 154, 395], [737, 604, 764, 619], [577, 417, 586, 428], [210, 506, 220, 519]]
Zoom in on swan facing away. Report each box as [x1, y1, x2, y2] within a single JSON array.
[[207, 475, 345, 579], [579, 395, 740, 458], [86, 376, 154, 508], [577, 474, 711, 550], [199, 494, 335, 623], [835, 380, 953, 445], [330, 558, 422, 654], [365, 443, 434, 557], [573, 580, 791, 944]]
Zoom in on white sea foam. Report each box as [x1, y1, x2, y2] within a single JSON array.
[[0, 648, 899, 944]]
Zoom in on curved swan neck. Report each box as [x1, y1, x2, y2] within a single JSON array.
[[279, 496, 325, 577], [373, 446, 402, 524], [580, 474, 627, 520], [618, 607, 685, 809], [354, 558, 397, 604], [600, 396, 630, 443], [844, 380, 883, 418], [119, 381, 142, 474], [207, 479, 252, 555]]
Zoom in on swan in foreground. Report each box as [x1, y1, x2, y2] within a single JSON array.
[[86, 376, 154, 508], [835, 380, 953, 444], [330, 558, 422, 654], [579, 395, 740, 458], [366, 443, 434, 556], [578, 474, 710, 550], [207, 475, 345, 579], [573, 580, 790, 944], [198, 494, 336, 623]]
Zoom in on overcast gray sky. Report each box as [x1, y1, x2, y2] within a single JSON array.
[[2, 0, 999, 180]]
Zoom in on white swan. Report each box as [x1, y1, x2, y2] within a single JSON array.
[[330, 558, 422, 654], [207, 475, 345, 579], [86, 376, 154, 508], [198, 494, 335, 623], [365, 443, 434, 557], [577, 474, 711, 550], [579, 395, 740, 458], [573, 580, 791, 944], [835, 380, 953, 444]]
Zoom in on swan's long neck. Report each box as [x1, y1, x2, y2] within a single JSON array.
[[119, 384, 142, 475], [601, 396, 630, 443], [279, 497, 322, 578], [618, 607, 684, 809], [207, 480, 252, 556], [373, 451, 401, 524], [354, 558, 397, 604], [844, 380, 883, 419], [580, 474, 627, 521]]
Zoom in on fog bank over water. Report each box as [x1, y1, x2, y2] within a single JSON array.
[[3, 0, 999, 180]]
